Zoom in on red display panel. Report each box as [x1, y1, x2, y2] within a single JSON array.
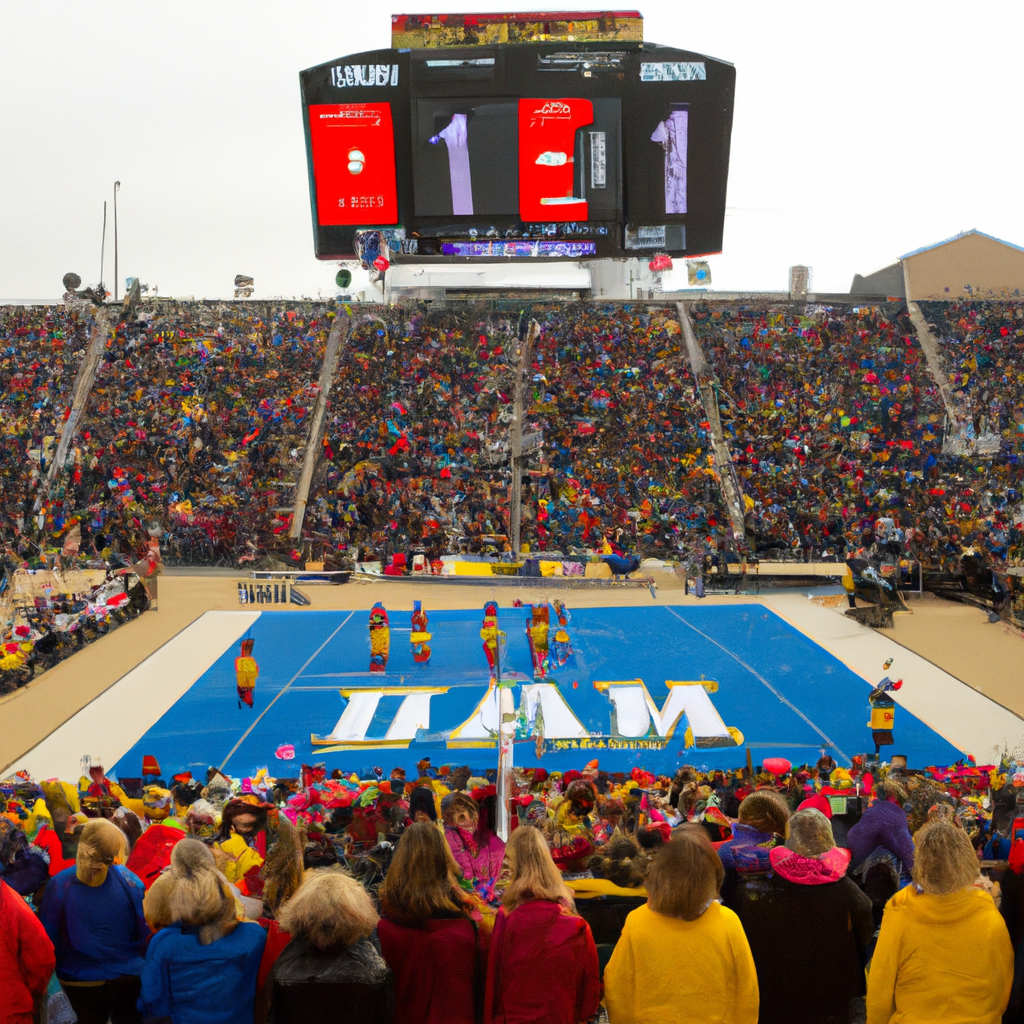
[[308, 103, 398, 226], [518, 98, 593, 221]]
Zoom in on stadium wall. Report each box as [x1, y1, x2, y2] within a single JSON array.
[[902, 231, 1024, 301]]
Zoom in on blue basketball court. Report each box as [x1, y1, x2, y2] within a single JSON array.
[[112, 604, 962, 780]]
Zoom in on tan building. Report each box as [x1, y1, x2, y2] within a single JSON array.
[[900, 229, 1024, 301]]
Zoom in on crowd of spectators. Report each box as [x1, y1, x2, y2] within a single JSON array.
[[693, 301, 1024, 573], [57, 302, 328, 567], [693, 302, 948, 562], [1, 298, 1022, 583], [0, 306, 91, 561], [3, 752, 1023, 1024], [920, 300, 1024, 447], [303, 304, 726, 567]]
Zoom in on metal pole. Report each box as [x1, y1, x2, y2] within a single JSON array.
[[496, 683, 515, 841], [113, 181, 120, 302], [99, 201, 107, 297], [509, 318, 537, 557]]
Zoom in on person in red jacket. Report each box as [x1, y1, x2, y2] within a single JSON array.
[[0, 878, 56, 1024], [484, 826, 600, 1024], [377, 822, 486, 1024]]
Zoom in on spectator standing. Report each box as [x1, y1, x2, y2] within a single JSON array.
[[717, 789, 790, 908], [0, 876, 56, 1024], [737, 808, 872, 1024], [442, 791, 505, 887], [378, 821, 484, 1024], [139, 838, 266, 1024], [604, 827, 758, 1024], [867, 821, 1012, 1024], [848, 782, 916, 873], [39, 818, 148, 1024], [267, 871, 391, 1024], [484, 825, 600, 1024], [847, 780, 916, 924]]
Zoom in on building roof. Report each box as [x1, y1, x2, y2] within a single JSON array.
[[901, 229, 1024, 261]]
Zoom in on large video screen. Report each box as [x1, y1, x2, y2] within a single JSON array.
[[307, 103, 399, 226], [300, 43, 733, 260]]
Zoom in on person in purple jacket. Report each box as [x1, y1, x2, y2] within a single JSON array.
[[846, 780, 916, 924], [846, 781, 916, 872]]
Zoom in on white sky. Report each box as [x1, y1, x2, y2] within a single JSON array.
[[2, 1, 1021, 302]]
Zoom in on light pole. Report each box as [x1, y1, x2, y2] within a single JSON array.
[[99, 201, 107, 297], [113, 181, 121, 302]]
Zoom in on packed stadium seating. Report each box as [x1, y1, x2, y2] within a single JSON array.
[[303, 304, 726, 565], [1, 298, 1022, 580], [0, 306, 91, 552], [920, 300, 1024, 448]]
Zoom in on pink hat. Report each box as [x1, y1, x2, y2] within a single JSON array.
[[797, 794, 833, 819]]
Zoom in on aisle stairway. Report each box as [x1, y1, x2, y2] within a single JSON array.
[[288, 311, 350, 540], [676, 301, 748, 544], [34, 309, 109, 510]]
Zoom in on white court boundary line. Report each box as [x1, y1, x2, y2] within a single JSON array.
[[662, 604, 850, 763], [219, 610, 355, 771], [760, 594, 1024, 764], [9, 610, 261, 782]]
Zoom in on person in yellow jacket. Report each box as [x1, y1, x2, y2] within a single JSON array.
[[867, 821, 1012, 1024], [235, 637, 259, 709], [212, 799, 268, 886], [604, 827, 758, 1024]]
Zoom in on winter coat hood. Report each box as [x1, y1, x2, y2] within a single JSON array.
[[769, 845, 851, 884]]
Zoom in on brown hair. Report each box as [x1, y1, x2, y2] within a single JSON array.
[[378, 822, 471, 925], [279, 871, 378, 950], [646, 826, 724, 921], [76, 818, 127, 886], [588, 833, 648, 889], [442, 792, 480, 828], [737, 790, 790, 835], [501, 824, 574, 912], [912, 821, 980, 895]]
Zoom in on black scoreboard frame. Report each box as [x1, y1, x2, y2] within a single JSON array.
[[300, 41, 735, 261]]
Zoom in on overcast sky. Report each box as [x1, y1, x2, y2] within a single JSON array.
[[2, 1, 1021, 301]]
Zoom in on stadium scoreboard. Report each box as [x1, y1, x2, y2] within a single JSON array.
[[300, 12, 735, 261]]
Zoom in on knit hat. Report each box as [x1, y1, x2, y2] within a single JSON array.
[[408, 786, 437, 822], [797, 794, 833, 819]]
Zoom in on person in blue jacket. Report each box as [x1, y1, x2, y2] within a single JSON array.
[[139, 838, 266, 1024], [39, 818, 149, 1024]]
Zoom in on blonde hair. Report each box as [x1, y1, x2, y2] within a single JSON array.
[[76, 818, 127, 886], [646, 827, 723, 921], [379, 822, 472, 925], [912, 821, 980, 895], [167, 839, 238, 944], [278, 871, 379, 950], [501, 824, 574, 912]]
